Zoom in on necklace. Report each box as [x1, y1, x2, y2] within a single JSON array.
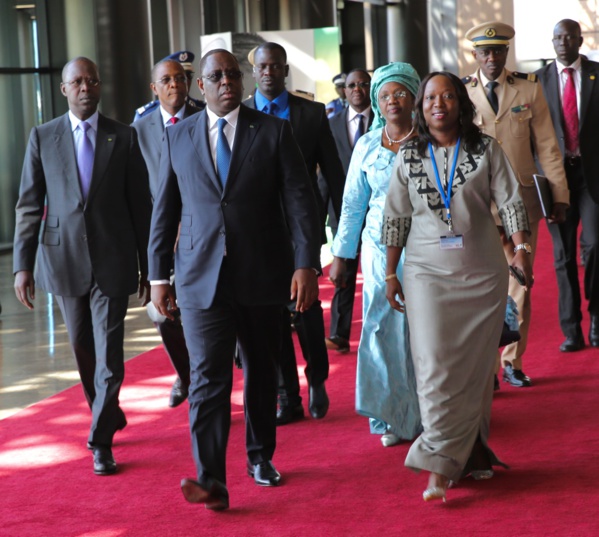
[[385, 125, 414, 146]]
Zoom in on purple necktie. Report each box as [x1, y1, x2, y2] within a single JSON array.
[[77, 121, 94, 200]]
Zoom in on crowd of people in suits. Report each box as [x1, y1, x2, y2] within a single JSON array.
[[11, 16, 598, 508]]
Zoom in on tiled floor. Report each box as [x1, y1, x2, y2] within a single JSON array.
[[0, 252, 161, 420]]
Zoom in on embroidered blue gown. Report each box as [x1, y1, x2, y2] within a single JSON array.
[[331, 128, 421, 439]]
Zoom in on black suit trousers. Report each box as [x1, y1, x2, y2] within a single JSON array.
[[180, 260, 281, 486], [55, 283, 128, 447], [548, 159, 599, 337]]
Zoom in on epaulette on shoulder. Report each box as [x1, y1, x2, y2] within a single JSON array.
[[461, 75, 471, 84], [187, 96, 206, 109], [461, 75, 478, 87], [136, 100, 159, 116], [512, 71, 538, 83]]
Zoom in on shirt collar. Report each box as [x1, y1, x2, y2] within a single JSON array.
[[347, 105, 371, 122], [478, 69, 507, 88], [254, 89, 289, 113], [205, 105, 240, 129], [556, 56, 582, 75], [68, 110, 99, 132], [160, 104, 186, 126]]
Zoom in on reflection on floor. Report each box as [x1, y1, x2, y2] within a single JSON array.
[[0, 252, 161, 420]]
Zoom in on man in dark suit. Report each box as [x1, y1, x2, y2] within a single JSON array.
[[536, 19, 599, 351], [325, 68, 372, 354], [13, 57, 152, 476], [244, 42, 346, 425], [133, 59, 199, 408], [148, 49, 321, 510]]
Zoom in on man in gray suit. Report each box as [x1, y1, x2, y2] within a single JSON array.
[[133, 59, 199, 407], [13, 57, 152, 476], [148, 49, 321, 509]]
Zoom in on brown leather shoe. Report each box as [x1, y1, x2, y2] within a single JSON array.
[[181, 478, 229, 510]]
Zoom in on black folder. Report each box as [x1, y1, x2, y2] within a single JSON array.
[[533, 174, 553, 219]]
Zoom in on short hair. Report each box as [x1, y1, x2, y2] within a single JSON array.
[[62, 57, 98, 82], [414, 71, 483, 157], [254, 42, 287, 63], [198, 49, 239, 74], [151, 59, 184, 82], [345, 68, 371, 81]]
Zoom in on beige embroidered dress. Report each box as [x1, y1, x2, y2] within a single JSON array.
[[382, 135, 529, 481]]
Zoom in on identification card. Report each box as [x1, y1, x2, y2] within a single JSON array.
[[439, 234, 464, 250]]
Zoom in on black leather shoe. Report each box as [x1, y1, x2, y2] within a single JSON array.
[[325, 336, 350, 353], [589, 316, 599, 347], [93, 446, 117, 475], [169, 377, 189, 408], [181, 478, 229, 510], [276, 403, 304, 425], [559, 334, 585, 352], [502, 364, 532, 387], [247, 461, 281, 487], [309, 383, 329, 419]]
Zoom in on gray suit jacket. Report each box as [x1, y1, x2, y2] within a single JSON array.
[[13, 112, 152, 298], [148, 104, 321, 309], [536, 57, 599, 203], [133, 104, 199, 199]]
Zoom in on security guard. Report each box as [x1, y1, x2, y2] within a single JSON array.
[[463, 22, 569, 388], [325, 73, 347, 118], [132, 50, 204, 122]]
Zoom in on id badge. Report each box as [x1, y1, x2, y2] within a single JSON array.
[[439, 234, 464, 250]]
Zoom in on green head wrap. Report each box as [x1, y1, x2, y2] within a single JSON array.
[[370, 62, 421, 130]]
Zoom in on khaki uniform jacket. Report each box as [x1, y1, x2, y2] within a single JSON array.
[[464, 68, 569, 222]]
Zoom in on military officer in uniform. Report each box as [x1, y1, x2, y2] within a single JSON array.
[[463, 22, 569, 388], [133, 51, 204, 122]]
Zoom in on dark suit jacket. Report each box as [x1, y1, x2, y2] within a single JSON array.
[[133, 104, 200, 199], [243, 93, 345, 238], [536, 57, 599, 203], [13, 112, 152, 298], [329, 107, 374, 174], [148, 104, 321, 309]]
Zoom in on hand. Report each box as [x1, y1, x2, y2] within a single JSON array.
[[138, 273, 151, 306], [511, 251, 534, 290], [14, 270, 35, 310], [328, 257, 347, 288], [548, 202, 568, 225], [290, 268, 319, 312], [151, 283, 177, 321], [385, 277, 406, 313]]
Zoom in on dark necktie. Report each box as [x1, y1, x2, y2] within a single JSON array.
[[77, 121, 94, 200], [563, 67, 579, 154], [265, 102, 277, 116], [486, 81, 499, 114], [353, 113, 364, 147], [216, 118, 231, 188], [168, 116, 179, 125]]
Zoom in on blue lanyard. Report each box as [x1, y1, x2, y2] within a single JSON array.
[[428, 138, 461, 231]]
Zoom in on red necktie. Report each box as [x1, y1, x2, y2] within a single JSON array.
[[562, 68, 579, 154], [169, 117, 179, 125]]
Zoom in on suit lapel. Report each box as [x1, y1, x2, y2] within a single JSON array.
[[498, 79, 517, 118], [579, 59, 596, 130], [544, 62, 565, 137], [227, 107, 259, 189], [149, 111, 165, 154], [189, 111, 222, 193], [87, 114, 116, 203], [54, 114, 84, 204]]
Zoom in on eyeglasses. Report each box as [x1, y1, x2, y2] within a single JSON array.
[[379, 90, 408, 102], [202, 70, 243, 82], [346, 82, 370, 90], [253, 63, 286, 72], [154, 75, 187, 86], [64, 77, 101, 88]]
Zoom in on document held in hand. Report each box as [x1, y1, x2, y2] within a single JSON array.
[[533, 174, 553, 219]]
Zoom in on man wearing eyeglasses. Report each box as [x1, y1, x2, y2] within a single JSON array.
[[13, 57, 152, 476], [133, 59, 200, 409], [463, 22, 569, 389], [132, 50, 205, 122], [324, 68, 372, 355], [244, 42, 346, 427], [148, 49, 321, 509]]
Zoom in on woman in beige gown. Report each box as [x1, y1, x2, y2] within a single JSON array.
[[382, 72, 533, 502]]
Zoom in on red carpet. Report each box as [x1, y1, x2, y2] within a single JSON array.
[[2, 224, 599, 536]]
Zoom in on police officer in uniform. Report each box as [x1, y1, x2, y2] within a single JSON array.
[[463, 22, 569, 388], [132, 51, 204, 122]]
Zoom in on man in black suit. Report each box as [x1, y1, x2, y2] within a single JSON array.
[[133, 59, 199, 408], [148, 49, 321, 510], [536, 19, 599, 351], [324, 68, 372, 354], [244, 42, 346, 425], [13, 57, 152, 476]]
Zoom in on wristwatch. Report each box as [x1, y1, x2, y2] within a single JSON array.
[[513, 243, 532, 254]]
